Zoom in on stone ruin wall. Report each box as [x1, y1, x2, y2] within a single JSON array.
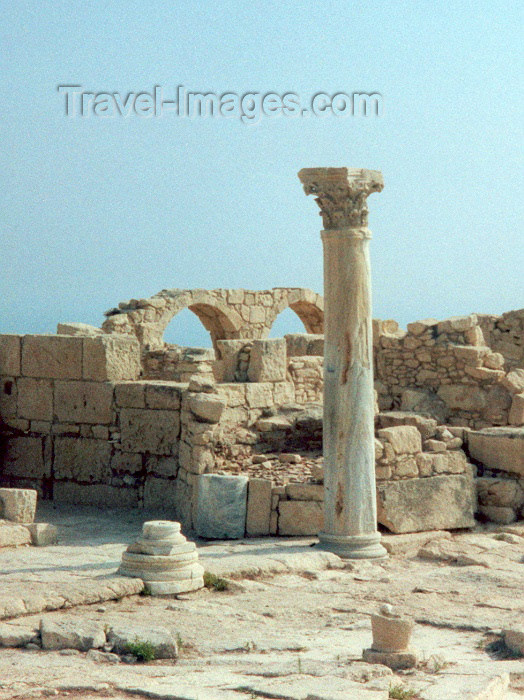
[[0, 288, 523, 537]]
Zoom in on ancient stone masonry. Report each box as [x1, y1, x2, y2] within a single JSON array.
[[102, 287, 324, 351], [0, 291, 522, 536]]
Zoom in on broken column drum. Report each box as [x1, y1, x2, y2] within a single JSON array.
[[298, 167, 387, 559]]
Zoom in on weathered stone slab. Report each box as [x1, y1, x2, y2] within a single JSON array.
[[16, 377, 53, 420], [119, 408, 180, 455], [278, 500, 324, 536], [285, 483, 324, 501], [195, 474, 248, 539], [54, 380, 114, 424], [40, 620, 106, 651], [285, 333, 324, 357], [56, 322, 103, 336], [0, 622, 36, 647], [0, 488, 37, 523], [377, 474, 476, 533], [54, 438, 112, 483], [246, 478, 272, 536], [107, 625, 178, 658], [0, 335, 22, 376], [82, 335, 140, 381], [0, 521, 32, 547], [2, 436, 49, 479], [468, 428, 524, 476], [248, 338, 287, 382], [377, 411, 437, 440], [22, 335, 83, 379]]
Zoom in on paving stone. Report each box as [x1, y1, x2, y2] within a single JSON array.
[[40, 619, 106, 651], [107, 625, 178, 659]]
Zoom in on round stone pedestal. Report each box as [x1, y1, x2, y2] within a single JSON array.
[[317, 532, 388, 560], [118, 520, 204, 595]]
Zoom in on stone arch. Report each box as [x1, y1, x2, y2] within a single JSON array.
[[265, 288, 324, 336], [159, 291, 243, 350]]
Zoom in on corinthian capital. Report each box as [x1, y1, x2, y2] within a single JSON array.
[[298, 167, 384, 229]]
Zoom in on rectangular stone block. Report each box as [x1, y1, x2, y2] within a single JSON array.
[[0, 488, 37, 523], [0, 335, 22, 376], [22, 335, 82, 379], [145, 383, 183, 410], [285, 333, 324, 357], [248, 339, 287, 383], [111, 451, 143, 475], [17, 378, 53, 421], [53, 481, 138, 506], [119, 408, 180, 455], [278, 500, 323, 536], [145, 456, 179, 477], [376, 473, 476, 533], [54, 438, 112, 483], [2, 436, 49, 479], [0, 377, 17, 417], [195, 474, 248, 539], [82, 335, 141, 381], [468, 428, 524, 476], [245, 383, 274, 409], [246, 478, 272, 536], [377, 426, 422, 455], [114, 382, 146, 408], [285, 483, 324, 501], [54, 381, 114, 424]]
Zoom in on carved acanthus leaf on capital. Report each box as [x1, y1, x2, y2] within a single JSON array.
[[298, 167, 384, 229]]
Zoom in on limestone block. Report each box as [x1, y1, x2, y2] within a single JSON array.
[[57, 322, 103, 336], [111, 451, 143, 475], [54, 438, 112, 483], [278, 500, 323, 536], [145, 456, 179, 478], [0, 376, 17, 417], [82, 335, 140, 381], [407, 319, 438, 336], [246, 478, 272, 536], [509, 393, 524, 426], [438, 451, 468, 474], [114, 382, 146, 408], [0, 335, 22, 376], [245, 382, 274, 409], [273, 381, 296, 406], [0, 623, 36, 647], [53, 482, 138, 506], [503, 627, 524, 656], [40, 620, 105, 651], [424, 439, 447, 452], [362, 648, 418, 670], [393, 457, 418, 478], [119, 408, 180, 455], [377, 411, 437, 440], [188, 393, 225, 423], [476, 477, 521, 507], [145, 383, 183, 410], [400, 389, 448, 423], [248, 339, 287, 383], [285, 333, 324, 357], [285, 483, 324, 501], [376, 474, 476, 533], [217, 383, 246, 408], [478, 505, 516, 524], [484, 351, 505, 369], [107, 626, 178, 658], [22, 335, 82, 379], [216, 340, 250, 382], [195, 474, 248, 539], [2, 436, 49, 479], [377, 426, 422, 455], [16, 378, 53, 421], [437, 385, 487, 412], [468, 428, 524, 476], [501, 369, 524, 394], [0, 521, 32, 547], [26, 522, 58, 546], [54, 381, 114, 424], [143, 477, 179, 508], [437, 314, 477, 334], [0, 488, 37, 523]]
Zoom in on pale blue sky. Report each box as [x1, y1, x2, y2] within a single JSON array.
[[1, 1, 523, 347]]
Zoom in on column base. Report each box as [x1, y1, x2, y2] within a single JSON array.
[[316, 531, 388, 560]]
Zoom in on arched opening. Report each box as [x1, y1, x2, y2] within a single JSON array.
[[163, 308, 213, 348], [268, 307, 308, 338]]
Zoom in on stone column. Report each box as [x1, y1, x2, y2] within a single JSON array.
[[298, 167, 387, 559]]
